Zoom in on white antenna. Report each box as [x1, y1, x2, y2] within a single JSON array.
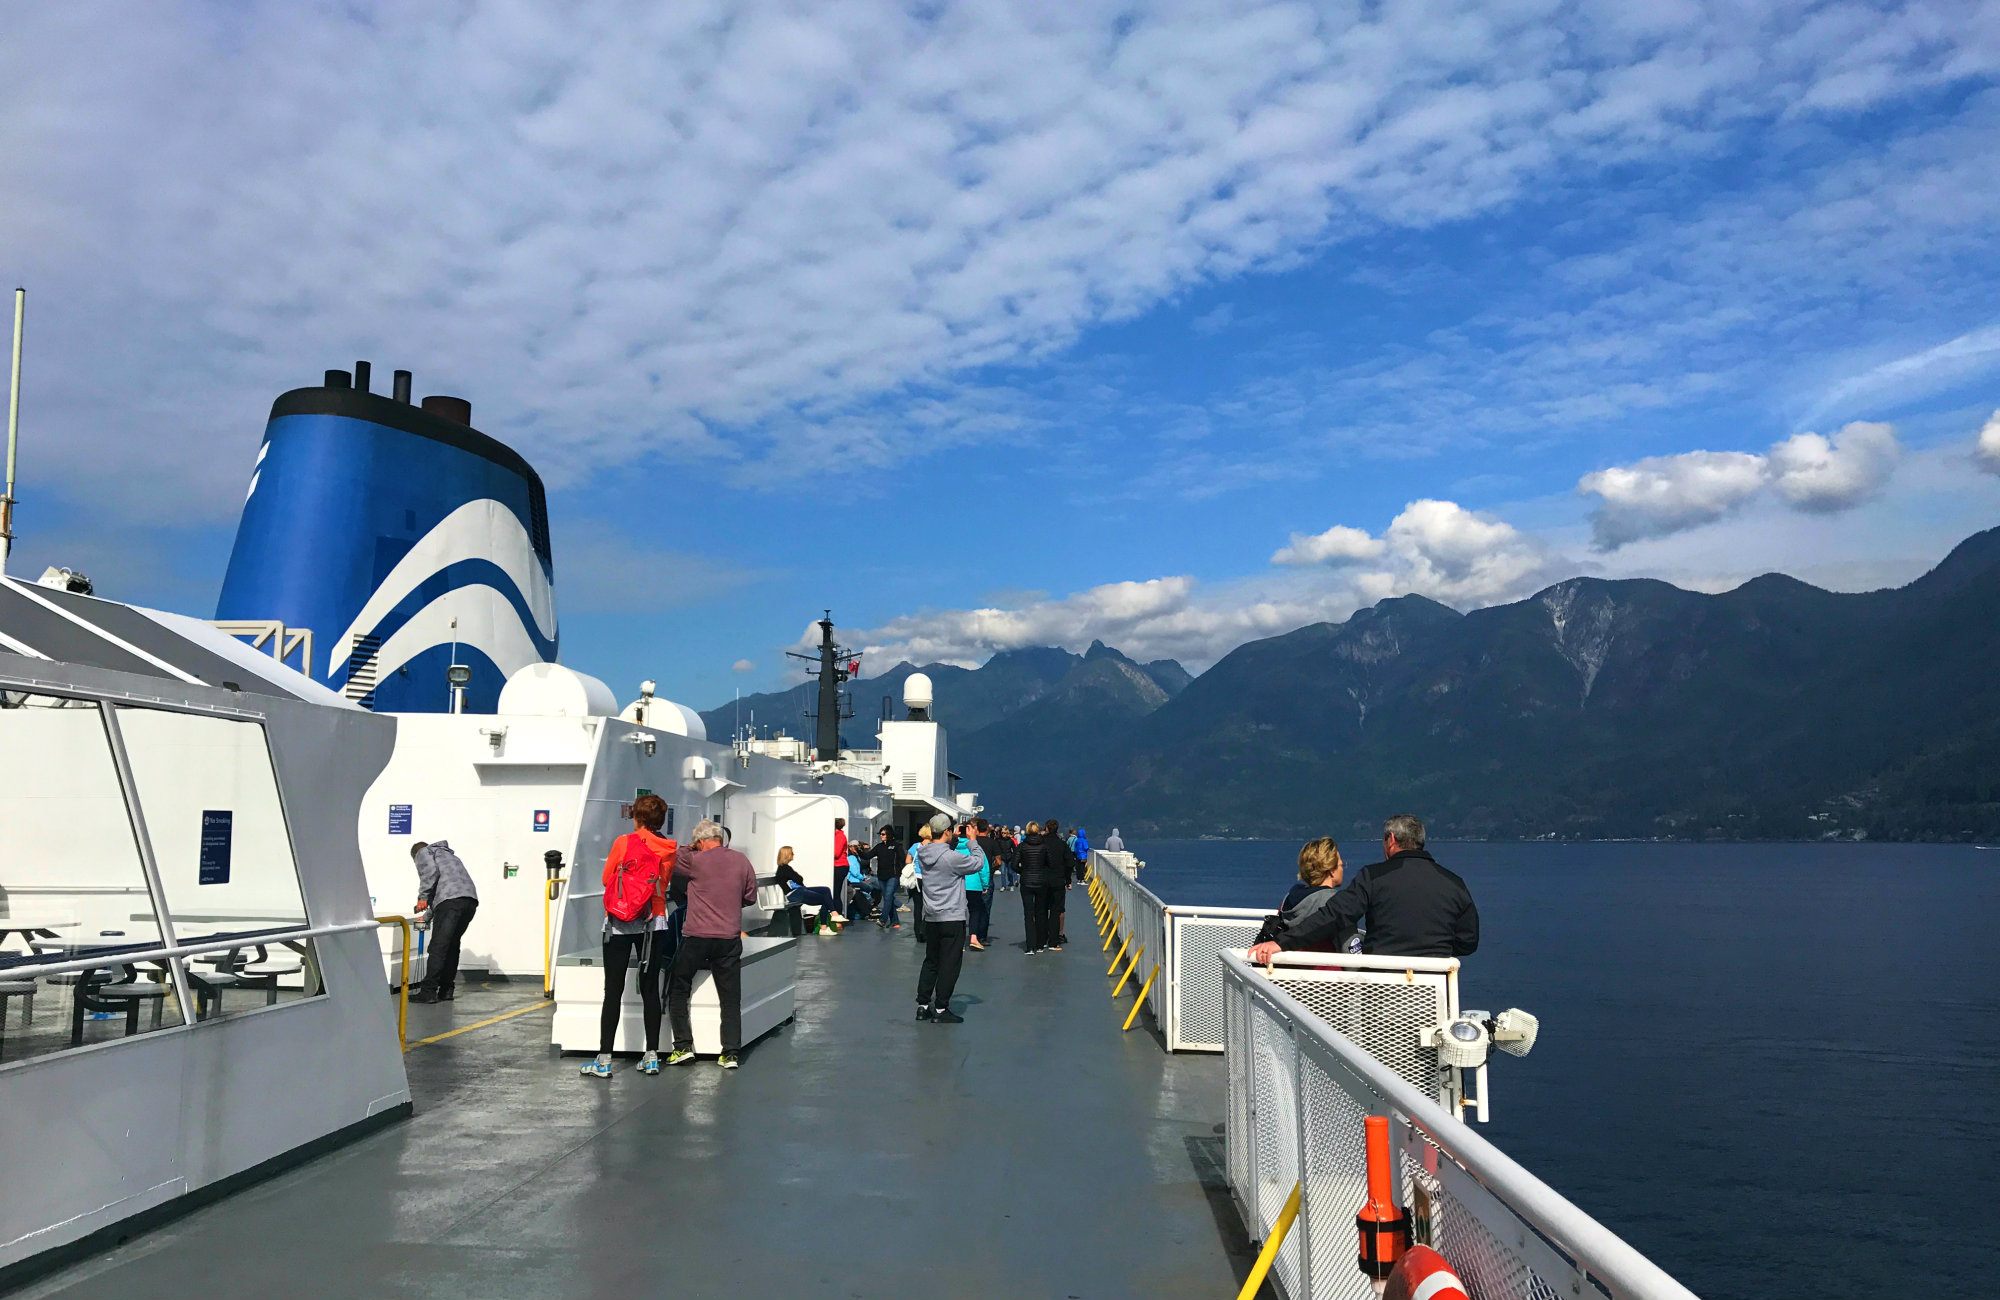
[[1, 288, 23, 576]]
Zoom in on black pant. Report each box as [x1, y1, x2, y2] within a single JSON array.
[[669, 935, 743, 1053], [917, 920, 966, 1011], [1022, 887, 1060, 952], [600, 930, 671, 1054], [967, 889, 990, 943], [912, 888, 926, 940], [421, 896, 477, 992], [830, 873, 845, 915]]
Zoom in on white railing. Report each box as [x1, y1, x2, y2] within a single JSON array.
[[1091, 850, 1273, 1052], [1223, 950, 1699, 1300]]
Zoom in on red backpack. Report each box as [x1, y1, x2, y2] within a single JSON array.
[[604, 832, 676, 923]]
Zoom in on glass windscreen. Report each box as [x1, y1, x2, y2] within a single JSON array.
[[114, 707, 310, 941], [0, 692, 184, 1066]]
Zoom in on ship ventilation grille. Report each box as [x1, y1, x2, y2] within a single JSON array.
[[900, 771, 917, 793], [343, 634, 383, 710]]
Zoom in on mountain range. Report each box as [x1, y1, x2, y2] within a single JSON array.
[[704, 526, 2000, 840]]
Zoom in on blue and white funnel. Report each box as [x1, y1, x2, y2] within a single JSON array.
[[215, 365, 556, 713]]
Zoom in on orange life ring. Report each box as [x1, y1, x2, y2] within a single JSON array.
[[1382, 1244, 1470, 1300]]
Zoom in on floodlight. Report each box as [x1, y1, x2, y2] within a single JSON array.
[[446, 663, 472, 687], [1427, 1013, 1489, 1070], [1489, 1008, 1539, 1058]]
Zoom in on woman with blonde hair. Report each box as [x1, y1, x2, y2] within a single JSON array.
[[1251, 837, 1355, 954]]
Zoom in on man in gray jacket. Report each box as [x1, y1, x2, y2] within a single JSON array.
[[411, 840, 480, 1002], [913, 815, 985, 1024]]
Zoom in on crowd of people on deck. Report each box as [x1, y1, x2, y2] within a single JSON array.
[[409, 790, 1479, 1074]]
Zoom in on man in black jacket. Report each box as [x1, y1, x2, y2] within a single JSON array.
[[1014, 822, 1064, 954], [1248, 814, 1478, 962]]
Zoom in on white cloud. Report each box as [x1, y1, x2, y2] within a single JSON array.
[[1360, 499, 1557, 607], [1272, 524, 1385, 567], [1578, 451, 1770, 548], [859, 497, 1559, 667], [731, 659, 756, 674], [1809, 325, 2000, 423], [1767, 420, 1901, 511], [1581, 422, 1905, 547], [1977, 409, 2000, 473], [4, 3, 1996, 521]]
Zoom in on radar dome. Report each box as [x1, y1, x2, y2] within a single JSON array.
[[903, 673, 934, 711]]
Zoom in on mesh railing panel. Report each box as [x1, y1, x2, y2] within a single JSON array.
[[1266, 972, 1450, 1103], [1250, 1006, 1304, 1295], [1170, 914, 1265, 1050], [1225, 959, 1692, 1300], [1296, 1038, 1377, 1300]]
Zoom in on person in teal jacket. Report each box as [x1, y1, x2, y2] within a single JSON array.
[[959, 823, 992, 950]]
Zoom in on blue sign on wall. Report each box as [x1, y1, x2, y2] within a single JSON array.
[[533, 809, 551, 833], [388, 804, 413, 835], [199, 810, 233, 885]]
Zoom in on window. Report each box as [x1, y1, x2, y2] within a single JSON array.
[[0, 693, 185, 1066], [114, 708, 323, 1020]]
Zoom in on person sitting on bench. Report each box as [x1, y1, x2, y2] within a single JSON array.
[[774, 846, 847, 929]]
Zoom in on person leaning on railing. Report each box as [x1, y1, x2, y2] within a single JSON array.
[[1248, 814, 1478, 964], [1251, 837, 1355, 955]]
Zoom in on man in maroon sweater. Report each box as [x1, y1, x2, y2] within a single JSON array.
[[665, 819, 759, 1069]]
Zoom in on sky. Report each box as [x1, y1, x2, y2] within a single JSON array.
[[4, 1, 2000, 708]]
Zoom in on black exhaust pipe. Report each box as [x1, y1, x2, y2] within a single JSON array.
[[353, 360, 372, 393], [392, 369, 412, 403], [324, 368, 352, 389]]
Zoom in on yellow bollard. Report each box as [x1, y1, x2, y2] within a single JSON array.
[[1235, 1181, 1303, 1300], [375, 915, 412, 1052], [1112, 943, 1145, 997], [1121, 963, 1160, 1031], [1106, 933, 1130, 976], [541, 875, 566, 998]]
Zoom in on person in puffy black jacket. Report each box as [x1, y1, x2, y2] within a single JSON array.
[[1250, 814, 1478, 962], [1014, 824, 1064, 953]]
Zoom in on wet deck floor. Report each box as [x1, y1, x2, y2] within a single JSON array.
[[18, 887, 1260, 1299]]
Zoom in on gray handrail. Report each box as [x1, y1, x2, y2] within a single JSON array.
[[1222, 950, 1699, 1300], [2, 919, 379, 982]]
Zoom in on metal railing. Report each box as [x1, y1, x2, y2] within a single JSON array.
[[1223, 950, 1699, 1300], [1, 919, 411, 1054], [1091, 851, 1268, 1051]]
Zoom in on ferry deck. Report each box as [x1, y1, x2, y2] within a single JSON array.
[[15, 902, 1260, 1299]]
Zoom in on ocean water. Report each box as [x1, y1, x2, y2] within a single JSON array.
[[1129, 839, 2000, 1297]]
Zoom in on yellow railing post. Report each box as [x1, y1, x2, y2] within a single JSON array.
[[1106, 933, 1130, 976], [1112, 943, 1145, 997], [542, 875, 566, 997], [1104, 907, 1122, 953], [1121, 963, 1160, 1031], [1235, 1181, 1303, 1300], [375, 914, 411, 1052]]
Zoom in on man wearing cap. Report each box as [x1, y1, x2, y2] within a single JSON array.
[[912, 813, 984, 1023]]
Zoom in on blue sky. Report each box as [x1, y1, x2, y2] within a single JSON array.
[[5, 2, 2000, 707]]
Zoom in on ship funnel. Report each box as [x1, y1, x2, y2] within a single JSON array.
[[324, 369, 352, 390], [392, 369, 412, 403], [422, 395, 471, 425], [353, 360, 372, 393]]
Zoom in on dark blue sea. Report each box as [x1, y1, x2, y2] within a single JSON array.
[[1129, 839, 2000, 1297]]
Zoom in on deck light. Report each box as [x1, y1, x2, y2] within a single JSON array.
[[1429, 1013, 1490, 1070], [1489, 1008, 1539, 1057]]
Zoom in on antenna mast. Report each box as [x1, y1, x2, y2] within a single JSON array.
[[786, 610, 859, 760], [2, 288, 23, 576]]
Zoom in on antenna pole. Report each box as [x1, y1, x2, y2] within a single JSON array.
[[2, 287, 23, 577]]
